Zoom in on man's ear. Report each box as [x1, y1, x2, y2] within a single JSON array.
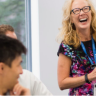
[[0, 62, 5, 74]]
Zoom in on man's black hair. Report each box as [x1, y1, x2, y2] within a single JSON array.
[[0, 35, 27, 67]]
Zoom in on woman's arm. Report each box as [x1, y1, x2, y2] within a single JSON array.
[[57, 53, 95, 90]]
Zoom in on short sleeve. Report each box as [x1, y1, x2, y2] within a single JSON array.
[[57, 43, 74, 59]]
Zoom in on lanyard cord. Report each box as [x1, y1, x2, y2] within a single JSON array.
[[81, 37, 96, 65]]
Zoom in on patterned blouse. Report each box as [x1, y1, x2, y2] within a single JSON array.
[[57, 40, 96, 95]]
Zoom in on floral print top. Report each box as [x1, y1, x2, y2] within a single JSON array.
[[57, 40, 96, 95]]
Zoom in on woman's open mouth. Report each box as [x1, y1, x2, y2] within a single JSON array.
[[79, 18, 87, 23]]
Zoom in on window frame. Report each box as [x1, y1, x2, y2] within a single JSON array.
[[25, 0, 32, 72]]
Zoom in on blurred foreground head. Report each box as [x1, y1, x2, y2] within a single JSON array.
[[0, 35, 27, 92]]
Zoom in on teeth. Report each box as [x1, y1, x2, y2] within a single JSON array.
[[80, 18, 87, 22]]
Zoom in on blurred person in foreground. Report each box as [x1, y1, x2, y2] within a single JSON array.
[[0, 35, 30, 95], [57, 0, 96, 95], [0, 24, 53, 95]]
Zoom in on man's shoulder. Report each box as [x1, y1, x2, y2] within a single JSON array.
[[18, 69, 36, 82], [22, 69, 32, 76], [18, 69, 40, 85], [18, 69, 53, 95], [18, 69, 34, 88]]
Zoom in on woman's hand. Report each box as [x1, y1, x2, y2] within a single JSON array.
[[88, 67, 96, 81], [10, 83, 30, 95]]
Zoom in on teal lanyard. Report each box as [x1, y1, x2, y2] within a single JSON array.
[[81, 37, 96, 66]]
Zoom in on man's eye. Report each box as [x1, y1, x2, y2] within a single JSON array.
[[20, 61, 23, 65]]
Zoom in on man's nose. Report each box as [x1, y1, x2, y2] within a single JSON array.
[[20, 66, 23, 74]]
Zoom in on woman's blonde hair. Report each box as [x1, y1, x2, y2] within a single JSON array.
[[57, 0, 96, 48]]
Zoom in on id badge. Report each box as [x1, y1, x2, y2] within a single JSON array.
[[94, 83, 96, 96]]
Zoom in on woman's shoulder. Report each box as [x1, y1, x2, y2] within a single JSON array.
[[57, 42, 75, 59], [60, 42, 74, 50]]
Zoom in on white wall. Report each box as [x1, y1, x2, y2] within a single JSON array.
[[38, 0, 96, 95], [92, 0, 96, 9], [39, 0, 69, 95]]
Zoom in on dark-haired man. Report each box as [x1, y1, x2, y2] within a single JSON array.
[[0, 35, 30, 95], [0, 24, 52, 95]]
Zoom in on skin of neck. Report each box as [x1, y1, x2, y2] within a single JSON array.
[[76, 27, 91, 41], [0, 79, 8, 95]]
